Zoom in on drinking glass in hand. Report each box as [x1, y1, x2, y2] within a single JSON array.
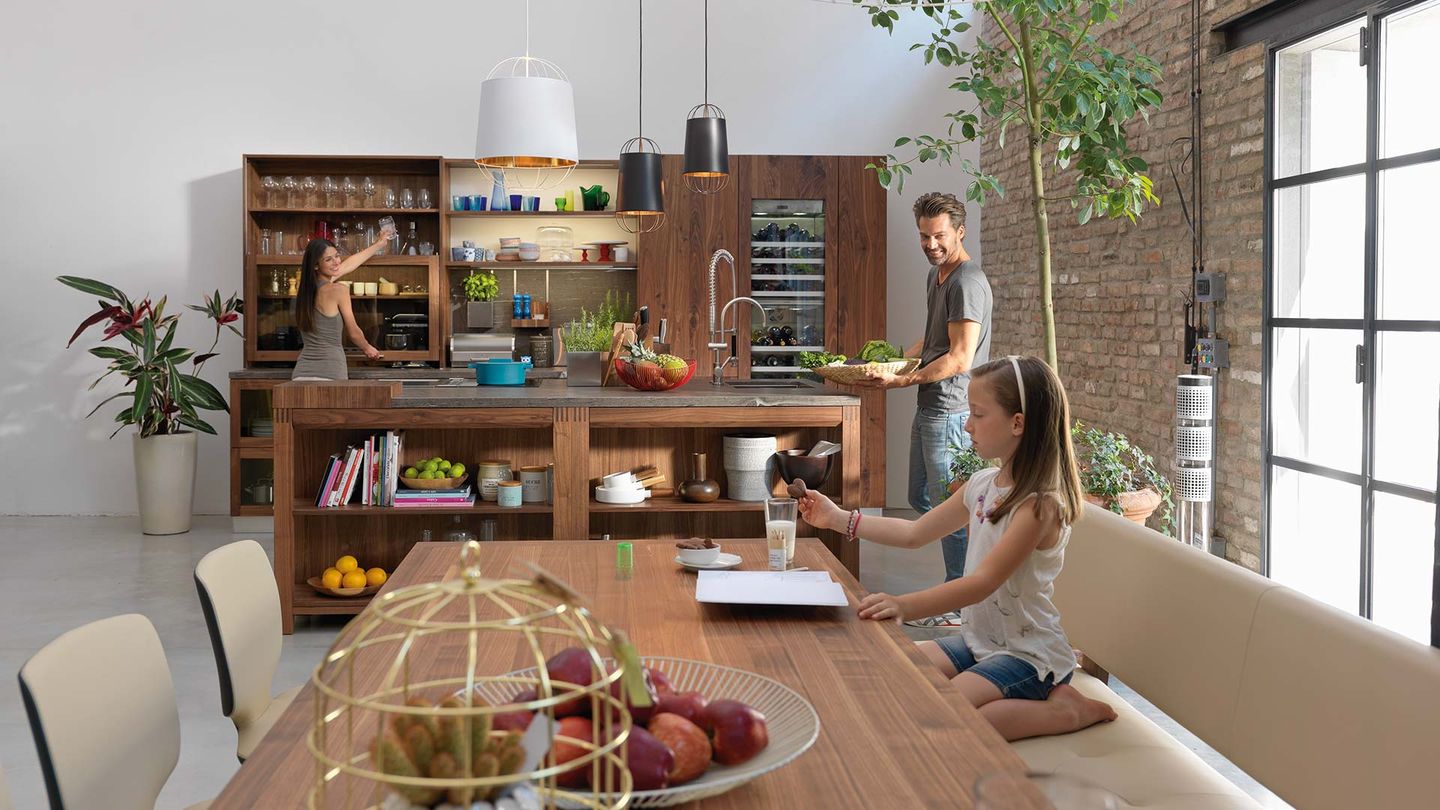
[[973, 771, 1119, 810], [377, 216, 397, 241]]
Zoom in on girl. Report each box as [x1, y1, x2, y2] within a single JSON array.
[[291, 233, 390, 381], [797, 355, 1116, 741]]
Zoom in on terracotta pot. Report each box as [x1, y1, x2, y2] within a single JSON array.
[[1084, 488, 1162, 525]]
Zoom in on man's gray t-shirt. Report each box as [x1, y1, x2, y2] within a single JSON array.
[[918, 261, 991, 413]]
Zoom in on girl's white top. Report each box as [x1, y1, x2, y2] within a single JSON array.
[[959, 467, 1076, 682]]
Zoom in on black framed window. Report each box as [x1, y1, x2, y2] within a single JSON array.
[[1262, 0, 1440, 647]]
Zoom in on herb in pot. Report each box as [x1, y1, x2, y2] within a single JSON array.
[[462, 270, 498, 302]]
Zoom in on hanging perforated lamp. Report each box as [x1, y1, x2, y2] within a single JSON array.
[[474, 0, 578, 191], [617, 0, 665, 233], [683, 0, 729, 194]]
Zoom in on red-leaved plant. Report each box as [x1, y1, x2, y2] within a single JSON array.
[[59, 276, 243, 438]]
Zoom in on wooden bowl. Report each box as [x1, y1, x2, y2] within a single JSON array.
[[398, 473, 469, 490], [811, 358, 919, 385], [306, 576, 381, 598]]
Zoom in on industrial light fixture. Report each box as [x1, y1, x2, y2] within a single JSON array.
[[617, 0, 665, 233], [683, 0, 729, 194], [474, 0, 577, 191]]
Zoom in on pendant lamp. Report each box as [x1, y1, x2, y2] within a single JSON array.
[[475, 0, 577, 191], [617, 0, 666, 234], [683, 0, 729, 194]]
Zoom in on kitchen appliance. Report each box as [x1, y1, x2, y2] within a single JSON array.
[[383, 313, 428, 352], [450, 332, 515, 366], [468, 358, 531, 386]]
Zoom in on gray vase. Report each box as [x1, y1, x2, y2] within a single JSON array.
[[466, 300, 496, 329], [566, 351, 603, 387]]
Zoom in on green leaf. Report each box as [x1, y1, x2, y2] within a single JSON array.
[[57, 276, 121, 301], [1078, 201, 1094, 225], [894, 137, 911, 147], [142, 317, 156, 361], [1091, 3, 1109, 24], [131, 374, 153, 426], [85, 391, 133, 420], [876, 167, 893, 189], [177, 413, 217, 435], [88, 346, 130, 361], [179, 374, 228, 412]]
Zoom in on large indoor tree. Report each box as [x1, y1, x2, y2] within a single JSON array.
[[859, 0, 1163, 370]]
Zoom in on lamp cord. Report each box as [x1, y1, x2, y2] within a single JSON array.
[[704, 0, 709, 104], [639, 0, 644, 138]]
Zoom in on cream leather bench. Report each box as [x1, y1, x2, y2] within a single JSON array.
[[1010, 505, 1440, 810]]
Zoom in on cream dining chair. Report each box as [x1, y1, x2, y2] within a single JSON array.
[[194, 539, 301, 762], [18, 613, 210, 810]]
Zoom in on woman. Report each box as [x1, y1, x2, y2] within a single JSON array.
[[291, 232, 390, 380]]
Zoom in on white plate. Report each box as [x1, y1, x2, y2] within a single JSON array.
[[595, 486, 650, 505], [674, 552, 743, 571]]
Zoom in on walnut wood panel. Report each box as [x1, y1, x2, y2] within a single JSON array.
[[290, 407, 554, 429], [635, 155, 741, 365], [833, 157, 889, 508], [273, 381, 403, 410], [552, 407, 589, 540], [212, 539, 1033, 809], [586, 406, 843, 428], [274, 411, 297, 632]]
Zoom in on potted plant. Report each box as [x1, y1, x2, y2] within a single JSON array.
[[1072, 421, 1173, 534], [59, 276, 242, 535], [859, 0, 1162, 372], [462, 270, 499, 328], [945, 423, 1173, 535], [559, 290, 633, 387]]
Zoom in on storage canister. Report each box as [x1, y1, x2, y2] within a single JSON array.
[[519, 465, 549, 503], [723, 432, 777, 501], [497, 480, 523, 508], [477, 460, 512, 502]]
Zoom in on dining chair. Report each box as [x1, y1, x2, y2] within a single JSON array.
[[18, 613, 210, 809], [194, 539, 301, 762], [0, 762, 14, 810]]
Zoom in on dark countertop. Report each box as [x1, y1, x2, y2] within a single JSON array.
[[230, 367, 565, 380], [391, 378, 859, 408]]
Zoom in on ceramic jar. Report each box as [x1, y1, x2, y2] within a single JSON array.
[[519, 466, 549, 503], [477, 459, 511, 502], [679, 452, 721, 503], [497, 480, 523, 508]]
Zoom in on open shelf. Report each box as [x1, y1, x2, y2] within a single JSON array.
[[292, 592, 371, 615], [447, 261, 636, 270], [589, 497, 767, 514], [251, 207, 440, 214], [446, 210, 614, 217], [259, 293, 430, 300], [292, 500, 553, 516], [253, 255, 434, 265]]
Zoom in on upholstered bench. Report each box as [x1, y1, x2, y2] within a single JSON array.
[[1009, 505, 1440, 810]]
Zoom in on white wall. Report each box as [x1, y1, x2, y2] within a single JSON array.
[[0, 0, 978, 515]]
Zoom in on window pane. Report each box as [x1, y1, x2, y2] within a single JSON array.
[[1274, 20, 1366, 178], [1371, 492, 1437, 644], [1272, 176, 1365, 320], [1269, 466, 1361, 615], [1381, 0, 1440, 158], [1374, 331, 1440, 491], [1271, 327, 1363, 473], [1377, 162, 1440, 320]]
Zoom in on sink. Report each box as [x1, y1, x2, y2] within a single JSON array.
[[723, 380, 814, 389]]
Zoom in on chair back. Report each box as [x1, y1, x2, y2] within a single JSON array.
[[194, 539, 283, 730]]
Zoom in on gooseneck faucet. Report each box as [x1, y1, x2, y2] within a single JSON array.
[[707, 249, 767, 385]]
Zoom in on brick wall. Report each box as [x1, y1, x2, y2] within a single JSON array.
[[979, 1, 1269, 570]]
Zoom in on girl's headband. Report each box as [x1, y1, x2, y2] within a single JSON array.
[[1007, 355, 1026, 416]]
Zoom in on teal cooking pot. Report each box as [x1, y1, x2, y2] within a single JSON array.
[[468, 359, 532, 386]]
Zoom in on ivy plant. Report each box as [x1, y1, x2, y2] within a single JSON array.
[[1072, 421, 1174, 535]]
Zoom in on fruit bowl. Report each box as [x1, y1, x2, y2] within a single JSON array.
[[305, 576, 382, 598], [480, 657, 819, 808], [398, 473, 469, 490], [614, 357, 697, 392]]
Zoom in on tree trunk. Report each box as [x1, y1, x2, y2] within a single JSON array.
[[1019, 22, 1058, 371]]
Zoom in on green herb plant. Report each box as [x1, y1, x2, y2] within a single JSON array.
[[461, 270, 499, 302], [1072, 420, 1173, 534]]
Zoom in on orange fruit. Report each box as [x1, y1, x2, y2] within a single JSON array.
[[365, 567, 388, 587], [335, 555, 359, 574], [321, 568, 343, 589], [341, 570, 367, 589]]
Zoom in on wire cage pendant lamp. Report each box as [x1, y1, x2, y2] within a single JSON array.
[[474, 0, 578, 192], [617, 0, 666, 234], [683, 0, 729, 194]]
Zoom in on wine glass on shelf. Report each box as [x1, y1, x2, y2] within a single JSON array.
[[417, 188, 432, 209], [341, 176, 357, 208], [300, 176, 318, 207], [321, 176, 339, 207], [382, 188, 397, 209], [360, 176, 376, 207], [281, 176, 299, 208], [261, 176, 279, 208], [400, 188, 415, 210]]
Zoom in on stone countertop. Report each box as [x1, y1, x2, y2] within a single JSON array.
[[229, 367, 565, 380], [392, 378, 860, 408]]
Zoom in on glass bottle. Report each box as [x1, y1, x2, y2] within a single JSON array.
[[445, 515, 476, 543], [259, 229, 271, 256], [400, 221, 419, 255], [269, 267, 281, 294]]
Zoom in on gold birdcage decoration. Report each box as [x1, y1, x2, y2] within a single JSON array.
[[307, 542, 637, 809]]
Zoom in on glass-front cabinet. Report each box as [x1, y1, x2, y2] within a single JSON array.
[[749, 200, 826, 378]]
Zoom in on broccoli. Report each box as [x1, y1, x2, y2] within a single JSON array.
[[858, 340, 902, 363]]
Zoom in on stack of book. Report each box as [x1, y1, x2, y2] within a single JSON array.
[[393, 486, 475, 508], [315, 430, 405, 507]]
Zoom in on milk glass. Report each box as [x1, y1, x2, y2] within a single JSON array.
[[766, 498, 797, 570]]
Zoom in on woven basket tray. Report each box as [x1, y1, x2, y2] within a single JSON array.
[[811, 358, 919, 384]]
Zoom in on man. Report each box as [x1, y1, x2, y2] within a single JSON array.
[[854, 191, 991, 627]]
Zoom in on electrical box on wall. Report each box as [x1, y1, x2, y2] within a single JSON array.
[[1195, 337, 1229, 369], [1195, 272, 1226, 302]]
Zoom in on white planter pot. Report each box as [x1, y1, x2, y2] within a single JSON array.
[[724, 433, 777, 501], [133, 432, 197, 535]]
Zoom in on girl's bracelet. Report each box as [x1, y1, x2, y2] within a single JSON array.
[[844, 509, 862, 542]]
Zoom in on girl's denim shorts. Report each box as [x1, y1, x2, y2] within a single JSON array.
[[934, 635, 1071, 701]]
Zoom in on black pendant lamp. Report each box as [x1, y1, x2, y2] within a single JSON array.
[[683, 0, 729, 194], [617, 0, 666, 234]]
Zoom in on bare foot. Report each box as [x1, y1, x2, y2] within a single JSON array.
[[1049, 683, 1118, 732]]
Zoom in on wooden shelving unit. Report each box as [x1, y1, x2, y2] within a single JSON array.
[[589, 497, 766, 514], [291, 501, 553, 516]]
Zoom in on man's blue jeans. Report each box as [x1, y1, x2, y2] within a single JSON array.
[[908, 407, 970, 581]]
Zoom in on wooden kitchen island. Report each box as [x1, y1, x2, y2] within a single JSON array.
[[272, 380, 862, 633]]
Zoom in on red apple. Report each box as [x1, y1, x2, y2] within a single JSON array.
[[703, 700, 769, 766], [646, 666, 675, 696], [647, 713, 712, 785], [544, 648, 596, 717], [607, 667, 659, 725], [621, 725, 674, 791], [550, 716, 594, 788], [653, 691, 709, 727], [493, 688, 536, 732]]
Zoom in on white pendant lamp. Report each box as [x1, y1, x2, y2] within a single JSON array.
[[475, 0, 578, 190]]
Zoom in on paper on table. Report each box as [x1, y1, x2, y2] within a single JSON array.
[[695, 570, 849, 607]]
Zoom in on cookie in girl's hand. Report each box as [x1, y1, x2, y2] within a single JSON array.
[[787, 479, 808, 499]]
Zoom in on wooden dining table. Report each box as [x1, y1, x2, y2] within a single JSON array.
[[211, 538, 1032, 808]]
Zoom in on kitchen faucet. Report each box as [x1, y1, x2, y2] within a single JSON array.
[[707, 249, 767, 385]]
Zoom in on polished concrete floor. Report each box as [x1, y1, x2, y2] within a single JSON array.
[[0, 515, 1286, 809]]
